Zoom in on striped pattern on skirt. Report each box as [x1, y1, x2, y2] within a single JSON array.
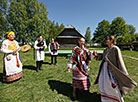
[[72, 69, 90, 90]]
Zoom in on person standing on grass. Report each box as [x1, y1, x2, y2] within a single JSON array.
[[94, 35, 137, 102], [1, 31, 23, 82], [34, 35, 47, 72], [67, 37, 97, 99], [48, 38, 60, 65]]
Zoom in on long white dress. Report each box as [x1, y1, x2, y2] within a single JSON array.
[[99, 62, 124, 102], [1, 39, 23, 82]]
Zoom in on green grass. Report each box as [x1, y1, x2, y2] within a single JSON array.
[[0, 49, 138, 102]]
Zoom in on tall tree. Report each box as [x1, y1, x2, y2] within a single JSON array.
[[92, 20, 110, 45], [0, 0, 8, 39], [116, 24, 137, 44], [85, 27, 91, 44], [128, 24, 136, 42], [128, 24, 136, 35], [1, 0, 64, 44], [6, 0, 48, 45], [47, 21, 64, 43], [110, 17, 129, 37], [135, 33, 138, 41], [116, 34, 132, 44]]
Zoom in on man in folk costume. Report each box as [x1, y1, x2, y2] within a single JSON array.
[[94, 36, 137, 102], [1, 31, 23, 82], [49, 38, 60, 65], [67, 37, 97, 98], [34, 35, 47, 72]]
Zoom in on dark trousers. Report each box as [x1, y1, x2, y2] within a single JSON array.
[[36, 60, 43, 71], [51, 55, 57, 64]]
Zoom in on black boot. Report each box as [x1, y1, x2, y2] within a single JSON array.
[[39, 61, 43, 70], [51, 55, 53, 65], [36, 61, 40, 72]]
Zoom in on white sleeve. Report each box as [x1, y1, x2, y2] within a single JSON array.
[[48, 44, 51, 53], [67, 62, 72, 68], [91, 54, 95, 59], [44, 41, 47, 49], [1, 40, 13, 53], [34, 41, 40, 50]]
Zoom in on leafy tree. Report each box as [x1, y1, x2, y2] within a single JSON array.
[[92, 20, 110, 45], [128, 24, 136, 42], [6, 0, 48, 45], [85, 27, 91, 44], [116, 34, 132, 44], [116, 24, 137, 44], [110, 17, 129, 37], [47, 21, 64, 43], [0, 0, 64, 45], [128, 24, 136, 35], [0, 0, 8, 39], [134, 33, 138, 41]]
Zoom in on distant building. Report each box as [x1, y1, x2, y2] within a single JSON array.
[[132, 41, 138, 51], [56, 25, 85, 48]]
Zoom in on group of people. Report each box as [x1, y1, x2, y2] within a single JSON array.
[[1, 32, 60, 81], [1, 31, 137, 102]]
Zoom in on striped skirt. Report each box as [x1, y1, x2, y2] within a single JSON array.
[[72, 69, 90, 90], [3, 67, 23, 82]]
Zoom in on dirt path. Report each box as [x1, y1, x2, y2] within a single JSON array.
[[123, 55, 138, 61]]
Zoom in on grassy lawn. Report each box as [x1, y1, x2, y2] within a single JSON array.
[[0, 49, 138, 102]]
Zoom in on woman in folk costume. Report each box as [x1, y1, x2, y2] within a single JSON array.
[[67, 37, 96, 98], [1, 31, 23, 82], [49, 38, 60, 65], [34, 35, 47, 72], [94, 36, 137, 102]]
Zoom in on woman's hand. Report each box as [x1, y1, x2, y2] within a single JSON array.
[[13, 50, 17, 55], [93, 51, 98, 56], [68, 67, 71, 72]]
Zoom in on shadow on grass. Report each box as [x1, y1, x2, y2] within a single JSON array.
[[43, 61, 51, 65], [23, 65, 36, 70], [0, 73, 3, 82], [48, 80, 101, 102]]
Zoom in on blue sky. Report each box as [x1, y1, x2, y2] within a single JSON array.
[[38, 0, 138, 37]]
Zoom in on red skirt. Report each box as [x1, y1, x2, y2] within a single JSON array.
[[72, 70, 90, 90]]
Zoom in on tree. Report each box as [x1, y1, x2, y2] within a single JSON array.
[[128, 24, 136, 35], [85, 27, 91, 44], [116, 34, 132, 44], [128, 24, 136, 42], [6, 0, 48, 45], [110, 17, 129, 37], [46, 20, 64, 43], [116, 24, 137, 44], [134, 33, 138, 41], [0, 0, 8, 39], [92, 20, 110, 45]]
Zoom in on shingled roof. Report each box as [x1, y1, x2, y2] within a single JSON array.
[[56, 25, 84, 38]]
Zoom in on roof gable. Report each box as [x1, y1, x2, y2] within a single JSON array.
[[56, 25, 84, 38], [58, 29, 83, 37]]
